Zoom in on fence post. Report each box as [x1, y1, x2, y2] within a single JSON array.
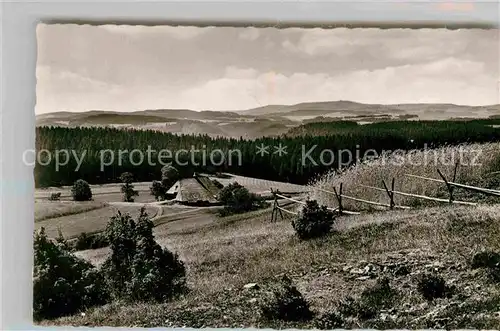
[[382, 179, 395, 210], [437, 162, 459, 204], [270, 188, 284, 222], [333, 183, 343, 215], [270, 188, 277, 222]]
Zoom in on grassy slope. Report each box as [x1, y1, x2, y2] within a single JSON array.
[[35, 205, 160, 239], [310, 143, 500, 210], [35, 200, 106, 222], [45, 203, 500, 329]]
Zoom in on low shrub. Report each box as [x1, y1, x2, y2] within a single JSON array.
[[101, 208, 186, 302], [471, 250, 500, 283], [313, 311, 345, 329], [417, 273, 450, 301], [291, 200, 335, 240], [259, 275, 312, 321], [73, 232, 109, 251], [71, 179, 92, 201], [33, 227, 108, 320], [120, 172, 139, 202], [217, 182, 268, 216], [336, 278, 396, 321], [471, 250, 500, 269]]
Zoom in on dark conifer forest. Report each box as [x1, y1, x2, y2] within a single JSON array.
[[35, 119, 500, 188]]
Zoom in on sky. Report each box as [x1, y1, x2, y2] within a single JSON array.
[[36, 21, 499, 113]]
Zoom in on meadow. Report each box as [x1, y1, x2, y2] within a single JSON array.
[[44, 202, 500, 329]]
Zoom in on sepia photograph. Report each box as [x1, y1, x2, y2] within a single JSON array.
[[33, 20, 500, 328]]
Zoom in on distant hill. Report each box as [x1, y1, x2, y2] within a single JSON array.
[[36, 101, 500, 138], [239, 100, 500, 120]]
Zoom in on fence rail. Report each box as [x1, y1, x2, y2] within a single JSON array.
[[269, 165, 498, 221]]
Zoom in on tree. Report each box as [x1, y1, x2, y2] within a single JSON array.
[[150, 180, 165, 201], [120, 172, 139, 202], [292, 200, 335, 240], [161, 165, 179, 190], [71, 179, 92, 201], [217, 182, 267, 215], [149, 165, 179, 201], [33, 228, 108, 320], [102, 208, 186, 301]]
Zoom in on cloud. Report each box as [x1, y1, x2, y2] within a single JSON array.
[[177, 60, 498, 111]]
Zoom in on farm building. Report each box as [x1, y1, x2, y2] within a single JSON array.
[[170, 174, 221, 206]]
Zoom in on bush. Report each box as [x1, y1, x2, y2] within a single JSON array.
[[217, 182, 267, 216], [101, 208, 186, 302], [161, 165, 179, 190], [259, 275, 312, 321], [120, 172, 139, 202], [150, 180, 166, 201], [149, 165, 179, 201], [335, 278, 396, 321], [71, 179, 92, 201], [417, 273, 449, 301], [471, 250, 500, 282], [471, 250, 500, 269], [73, 232, 109, 251], [313, 311, 345, 329], [33, 227, 108, 320], [291, 200, 335, 240]]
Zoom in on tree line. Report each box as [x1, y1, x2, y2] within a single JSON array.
[[35, 120, 500, 187]]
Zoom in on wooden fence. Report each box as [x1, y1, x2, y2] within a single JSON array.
[[269, 163, 498, 221]]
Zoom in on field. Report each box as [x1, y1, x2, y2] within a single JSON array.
[[310, 143, 500, 210], [32, 143, 500, 328], [44, 202, 500, 329], [34, 174, 306, 240]]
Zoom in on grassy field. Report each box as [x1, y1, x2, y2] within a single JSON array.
[[44, 202, 500, 329], [35, 182, 154, 202], [35, 200, 106, 222], [35, 204, 160, 239], [310, 143, 500, 210], [209, 174, 307, 197]]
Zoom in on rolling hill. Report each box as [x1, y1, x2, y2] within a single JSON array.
[[36, 101, 500, 138]]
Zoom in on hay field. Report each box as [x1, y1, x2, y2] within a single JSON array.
[[310, 143, 500, 211]]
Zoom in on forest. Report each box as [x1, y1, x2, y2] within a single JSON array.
[[35, 119, 500, 187]]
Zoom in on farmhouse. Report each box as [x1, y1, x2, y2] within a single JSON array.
[[171, 174, 221, 206]]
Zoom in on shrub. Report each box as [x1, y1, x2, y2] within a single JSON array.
[[471, 250, 500, 269], [359, 277, 395, 315], [150, 180, 166, 201], [335, 278, 396, 321], [313, 311, 345, 329], [417, 273, 449, 301], [33, 227, 108, 320], [471, 250, 500, 283], [217, 182, 267, 216], [48, 192, 61, 201], [71, 179, 92, 201], [74, 232, 109, 251], [120, 172, 139, 202], [291, 200, 335, 240], [101, 208, 186, 302], [161, 165, 179, 190], [149, 165, 179, 201], [259, 275, 312, 321]]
